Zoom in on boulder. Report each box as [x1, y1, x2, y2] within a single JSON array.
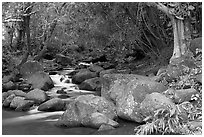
[[82, 112, 119, 128], [10, 96, 34, 111], [72, 69, 97, 84], [38, 98, 66, 111], [101, 74, 167, 123], [56, 94, 117, 128], [2, 81, 16, 92], [78, 77, 102, 92], [88, 65, 104, 74], [25, 89, 48, 104], [19, 61, 43, 78], [7, 90, 27, 97], [26, 71, 54, 91], [55, 54, 72, 66], [3, 94, 16, 107], [139, 92, 176, 121]]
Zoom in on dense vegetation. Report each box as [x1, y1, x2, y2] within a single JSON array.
[[2, 2, 201, 74]]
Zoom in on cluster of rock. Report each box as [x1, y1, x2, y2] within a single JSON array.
[[2, 46, 201, 132]]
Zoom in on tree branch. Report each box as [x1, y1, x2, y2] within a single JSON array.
[[147, 2, 172, 19]]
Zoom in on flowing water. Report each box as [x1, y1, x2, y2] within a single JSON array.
[[2, 68, 139, 135]]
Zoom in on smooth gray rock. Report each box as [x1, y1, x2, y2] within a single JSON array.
[[25, 89, 48, 104]]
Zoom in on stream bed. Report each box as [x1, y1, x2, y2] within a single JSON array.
[[2, 68, 139, 135]]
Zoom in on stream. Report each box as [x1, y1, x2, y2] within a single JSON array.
[[2, 68, 139, 135]]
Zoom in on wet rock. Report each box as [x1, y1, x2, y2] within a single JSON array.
[[99, 69, 117, 77], [38, 98, 66, 111], [10, 96, 34, 111], [98, 124, 115, 131], [55, 54, 72, 66], [26, 71, 54, 91], [56, 94, 117, 128], [140, 92, 176, 121], [19, 61, 43, 78], [72, 69, 97, 84], [3, 94, 16, 107], [88, 65, 104, 74], [78, 77, 102, 93], [25, 89, 48, 104], [82, 112, 119, 129], [7, 90, 27, 97], [174, 88, 199, 104], [101, 74, 167, 123], [2, 81, 16, 92]]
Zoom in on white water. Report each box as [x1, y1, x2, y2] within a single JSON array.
[[3, 69, 95, 126], [2, 107, 64, 125]]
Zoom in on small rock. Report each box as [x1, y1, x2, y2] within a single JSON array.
[[99, 69, 116, 77], [3, 94, 16, 107], [7, 90, 27, 97], [17, 83, 32, 92], [38, 98, 66, 111], [98, 124, 115, 131], [2, 92, 10, 103], [25, 89, 48, 104], [88, 65, 104, 74], [174, 88, 199, 104]]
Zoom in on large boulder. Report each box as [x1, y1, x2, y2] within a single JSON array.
[[10, 96, 34, 111], [78, 77, 102, 92], [72, 69, 97, 84], [19, 61, 43, 78], [26, 71, 54, 91], [25, 89, 48, 104], [101, 74, 167, 123], [38, 98, 66, 111], [55, 54, 72, 66], [139, 92, 176, 120], [56, 94, 117, 128]]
